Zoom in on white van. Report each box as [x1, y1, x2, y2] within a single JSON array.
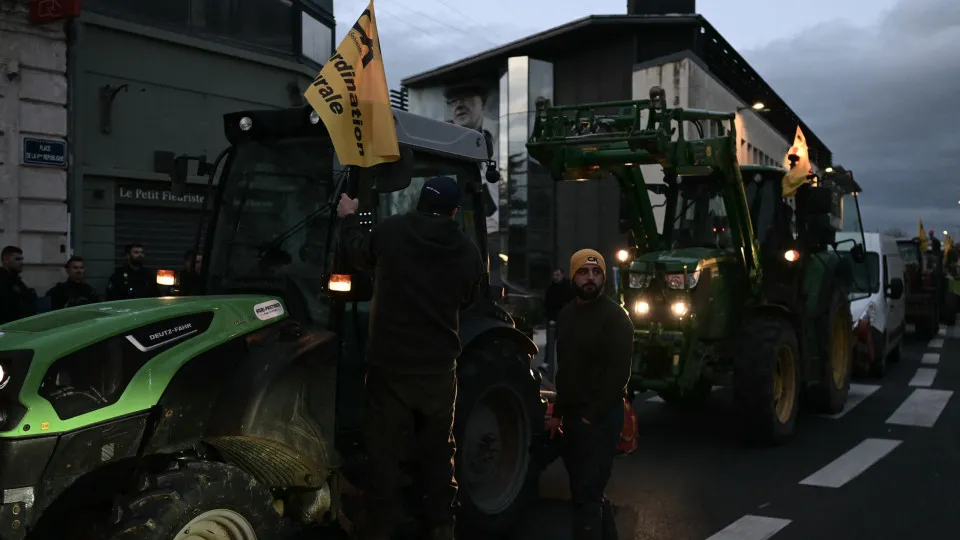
[[836, 232, 906, 377]]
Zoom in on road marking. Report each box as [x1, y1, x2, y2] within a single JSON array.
[[646, 386, 722, 403], [820, 383, 881, 419], [928, 338, 944, 348], [886, 388, 953, 427], [705, 515, 792, 540], [798, 438, 901, 488], [908, 367, 938, 387], [921, 352, 940, 365], [939, 327, 946, 337]]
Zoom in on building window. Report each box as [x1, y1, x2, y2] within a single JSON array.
[[301, 11, 333, 64]]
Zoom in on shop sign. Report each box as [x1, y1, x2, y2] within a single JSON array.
[[117, 186, 206, 208]]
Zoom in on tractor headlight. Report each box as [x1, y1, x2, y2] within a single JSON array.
[[629, 273, 652, 289], [239, 116, 253, 131], [665, 270, 701, 289], [671, 301, 688, 317], [633, 300, 650, 315], [617, 249, 631, 263]]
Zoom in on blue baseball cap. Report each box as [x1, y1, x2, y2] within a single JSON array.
[[417, 176, 461, 214]]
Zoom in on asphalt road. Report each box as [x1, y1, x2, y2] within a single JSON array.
[[515, 324, 960, 540]]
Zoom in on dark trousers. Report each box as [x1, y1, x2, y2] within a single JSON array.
[[363, 366, 458, 537], [562, 404, 624, 540]]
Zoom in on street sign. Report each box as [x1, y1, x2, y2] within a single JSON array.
[[22, 138, 67, 167]]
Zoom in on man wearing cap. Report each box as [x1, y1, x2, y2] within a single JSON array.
[[545, 249, 634, 540], [337, 176, 484, 540]]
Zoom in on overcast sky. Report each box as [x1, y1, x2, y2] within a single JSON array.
[[333, 0, 957, 237]]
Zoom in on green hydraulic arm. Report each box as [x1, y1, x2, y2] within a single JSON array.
[[526, 87, 762, 286]]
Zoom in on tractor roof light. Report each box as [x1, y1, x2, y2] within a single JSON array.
[[617, 249, 631, 263]]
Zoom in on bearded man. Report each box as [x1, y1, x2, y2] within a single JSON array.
[[544, 249, 634, 540]]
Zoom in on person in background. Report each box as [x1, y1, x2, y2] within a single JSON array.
[[106, 243, 159, 300], [337, 176, 483, 540], [545, 249, 633, 540], [0, 246, 37, 324], [541, 268, 574, 377], [45, 256, 99, 309], [928, 229, 942, 253], [177, 249, 203, 295]]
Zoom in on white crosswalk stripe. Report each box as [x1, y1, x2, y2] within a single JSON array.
[[705, 515, 792, 540], [798, 438, 901, 488], [921, 352, 940, 365], [908, 367, 938, 387], [886, 388, 953, 427]]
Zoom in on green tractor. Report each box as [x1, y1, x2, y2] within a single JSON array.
[[526, 88, 869, 445], [0, 107, 546, 539]]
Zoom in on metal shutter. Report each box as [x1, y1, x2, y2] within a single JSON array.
[[114, 206, 207, 270]]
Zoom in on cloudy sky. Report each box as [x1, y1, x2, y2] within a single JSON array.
[[334, 0, 957, 237]]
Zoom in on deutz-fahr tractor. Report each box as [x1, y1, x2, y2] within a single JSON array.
[[0, 106, 546, 539], [526, 88, 869, 445]]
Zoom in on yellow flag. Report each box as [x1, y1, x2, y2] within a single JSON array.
[[918, 219, 928, 251], [303, 0, 399, 167], [781, 126, 812, 198], [944, 234, 953, 263]]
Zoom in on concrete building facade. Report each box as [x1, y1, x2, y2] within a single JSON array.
[[401, 1, 831, 292], [3, 0, 334, 296]]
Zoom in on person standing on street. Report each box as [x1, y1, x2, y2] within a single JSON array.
[[45, 256, 99, 310], [541, 268, 574, 377], [545, 249, 634, 540], [0, 246, 38, 324], [106, 243, 159, 300], [336, 176, 484, 540]]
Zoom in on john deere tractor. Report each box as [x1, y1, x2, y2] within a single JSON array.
[[526, 88, 869, 445], [0, 107, 546, 539]]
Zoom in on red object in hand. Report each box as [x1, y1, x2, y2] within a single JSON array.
[[618, 398, 639, 454]]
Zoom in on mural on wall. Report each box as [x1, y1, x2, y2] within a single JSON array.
[[408, 79, 500, 235]]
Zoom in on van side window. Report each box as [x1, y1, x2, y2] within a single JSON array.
[[882, 255, 889, 284]]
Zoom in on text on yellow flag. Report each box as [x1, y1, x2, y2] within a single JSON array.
[[304, 0, 399, 167]]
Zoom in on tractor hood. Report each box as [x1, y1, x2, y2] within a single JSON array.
[[0, 295, 288, 349], [629, 247, 730, 273]]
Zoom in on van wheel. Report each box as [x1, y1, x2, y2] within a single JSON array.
[[868, 330, 887, 378], [887, 338, 902, 364]]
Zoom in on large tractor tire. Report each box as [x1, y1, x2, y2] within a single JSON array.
[[806, 290, 854, 412], [106, 460, 282, 540], [733, 317, 801, 446], [454, 338, 543, 535]]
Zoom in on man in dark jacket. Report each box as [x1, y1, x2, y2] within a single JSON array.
[[545, 249, 633, 540], [45, 256, 99, 309], [337, 176, 483, 540], [0, 246, 37, 324], [176, 249, 203, 295], [105, 243, 159, 300]]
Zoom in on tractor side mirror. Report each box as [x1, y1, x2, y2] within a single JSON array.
[[850, 243, 866, 263], [887, 277, 904, 300], [371, 146, 414, 193]]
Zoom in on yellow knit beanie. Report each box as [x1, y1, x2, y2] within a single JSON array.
[[569, 249, 606, 279]]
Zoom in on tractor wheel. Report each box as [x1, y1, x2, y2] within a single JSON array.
[[105, 460, 282, 540], [733, 317, 801, 446], [454, 338, 543, 535], [807, 290, 854, 412], [657, 377, 712, 408]]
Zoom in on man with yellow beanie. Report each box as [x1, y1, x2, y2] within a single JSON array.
[[544, 248, 633, 540]]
